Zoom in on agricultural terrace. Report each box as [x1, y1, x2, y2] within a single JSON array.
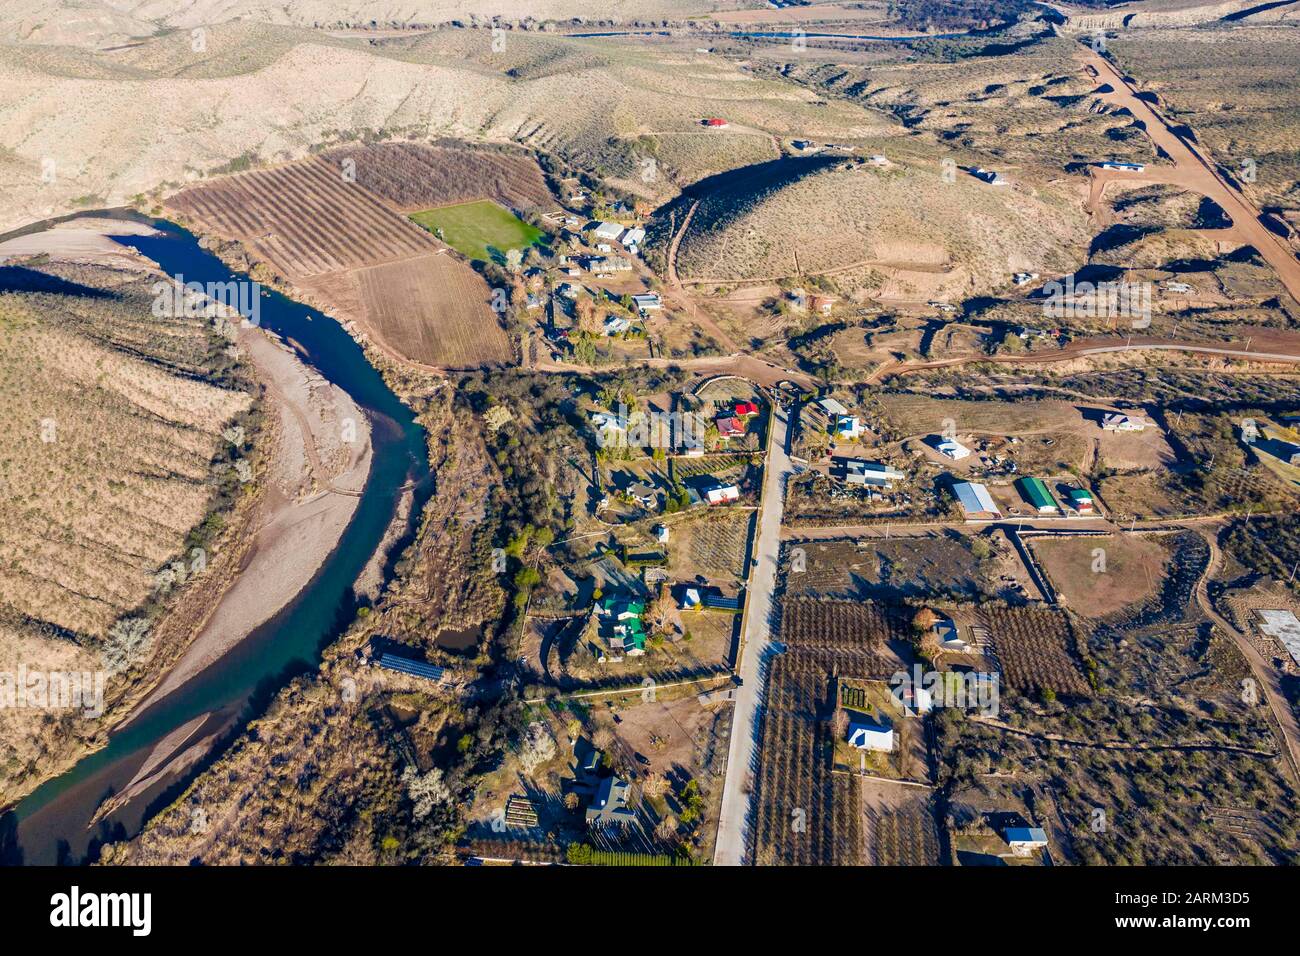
[[167, 157, 512, 368], [411, 200, 545, 264]]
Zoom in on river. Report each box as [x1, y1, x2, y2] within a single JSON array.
[[0, 213, 433, 865]]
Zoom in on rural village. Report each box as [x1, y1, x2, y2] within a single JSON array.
[[0, 0, 1299, 889]]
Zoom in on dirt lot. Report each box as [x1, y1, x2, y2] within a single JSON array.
[[607, 695, 729, 780], [1032, 534, 1169, 618], [352, 254, 510, 367], [784, 534, 1005, 602]]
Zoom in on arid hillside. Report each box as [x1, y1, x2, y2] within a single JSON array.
[[1, 0, 721, 47], [781, 35, 1159, 173], [0, 256, 257, 803], [0, 23, 891, 234], [658, 156, 1089, 295], [1110, 26, 1300, 219]]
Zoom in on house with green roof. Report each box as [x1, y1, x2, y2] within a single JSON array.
[[1067, 488, 1095, 514], [1016, 476, 1058, 514], [598, 594, 648, 657]]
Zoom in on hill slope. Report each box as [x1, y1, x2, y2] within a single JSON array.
[[656, 156, 1090, 296]]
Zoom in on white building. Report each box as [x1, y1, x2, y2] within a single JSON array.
[[834, 416, 865, 441], [621, 227, 646, 248], [1102, 413, 1146, 432], [952, 481, 999, 518], [603, 315, 632, 336], [846, 712, 894, 752], [936, 438, 973, 461], [1004, 827, 1049, 856], [817, 397, 849, 417], [655, 524, 670, 544], [846, 460, 905, 488], [592, 222, 624, 241], [1256, 609, 1300, 667], [973, 167, 1009, 186], [705, 484, 741, 506], [631, 292, 662, 312]]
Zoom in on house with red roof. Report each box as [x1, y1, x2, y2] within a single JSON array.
[[715, 416, 745, 439]]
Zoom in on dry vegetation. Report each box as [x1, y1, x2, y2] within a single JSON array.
[[0, 260, 258, 804], [936, 528, 1299, 865], [657, 158, 1088, 296], [108, 392, 517, 864], [0, 22, 890, 232], [1111, 26, 1300, 216]]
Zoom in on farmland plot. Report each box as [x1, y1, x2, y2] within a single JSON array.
[[750, 599, 924, 863], [322, 141, 553, 213], [750, 649, 863, 866], [981, 606, 1092, 697], [779, 597, 910, 659], [168, 156, 437, 277], [352, 256, 511, 368], [168, 156, 511, 368], [863, 783, 943, 866]]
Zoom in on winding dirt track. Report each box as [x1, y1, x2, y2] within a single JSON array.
[[659, 199, 741, 352], [1193, 528, 1300, 788]]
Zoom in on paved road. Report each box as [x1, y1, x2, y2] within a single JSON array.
[[713, 406, 794, 866]]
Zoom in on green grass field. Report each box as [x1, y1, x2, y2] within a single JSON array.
[[410, 199, 545, 263]]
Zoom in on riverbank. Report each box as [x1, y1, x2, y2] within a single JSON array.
[[133, 325, 372, 711], [0, 216, 371, 808]]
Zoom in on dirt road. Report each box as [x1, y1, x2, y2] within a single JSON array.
[[1080, 44, 1300, 305], [1193, 528, 1300, 788], [867, 331, 1300, 383], [533, 351, 815, 390]]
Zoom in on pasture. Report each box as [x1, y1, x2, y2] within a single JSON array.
[[410, 200, 545, 264]]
